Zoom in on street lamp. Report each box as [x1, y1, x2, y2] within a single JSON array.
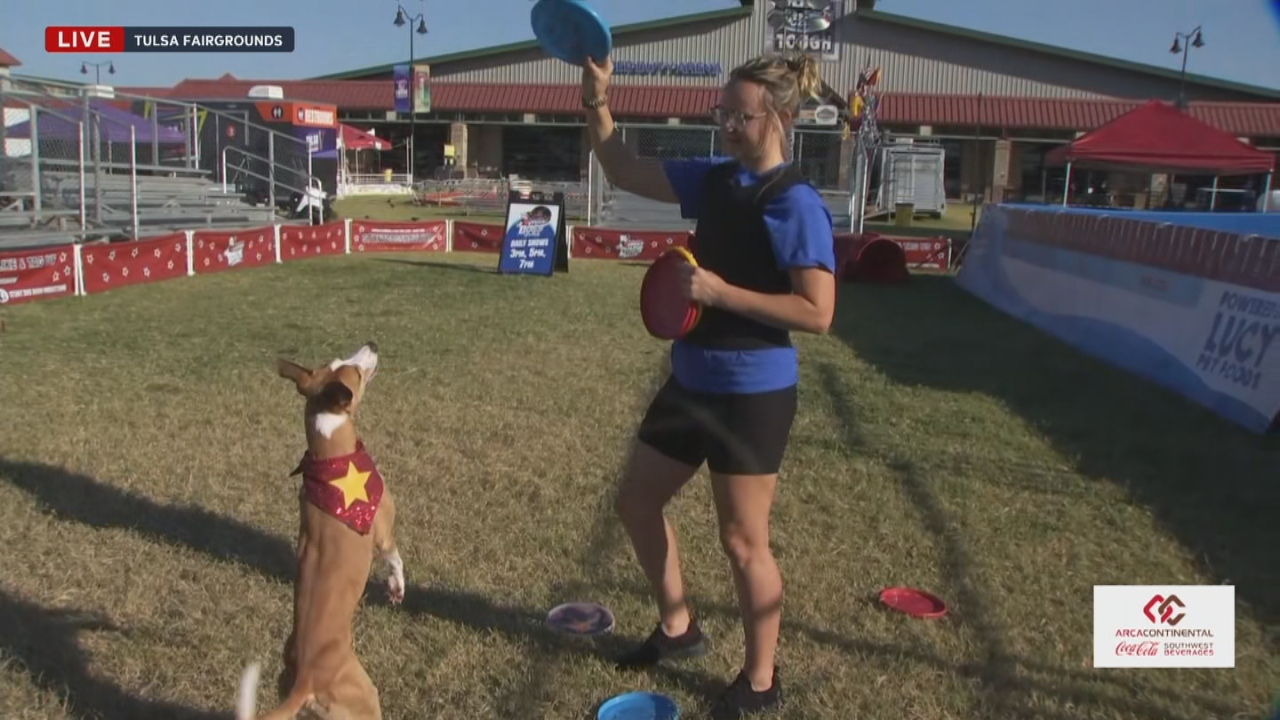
[[81, 60, 115, 85], [1169, 26, 1204, 110], [394, 3, 428, 179]]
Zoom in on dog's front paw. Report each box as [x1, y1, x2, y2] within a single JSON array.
[[385, 550, 405, 605]]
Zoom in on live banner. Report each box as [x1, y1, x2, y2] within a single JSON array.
[[956, 204, 1280, 433], [0, 245, 76, 305], [351, 220, 447, 252], [82, 234, 189, 295]]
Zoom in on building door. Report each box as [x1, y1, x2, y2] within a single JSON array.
[[502, 125, 581, 182]]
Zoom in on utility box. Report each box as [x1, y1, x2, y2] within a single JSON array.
[[877, 142, 946, 218]]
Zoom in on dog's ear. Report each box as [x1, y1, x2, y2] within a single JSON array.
[[315, 380, 354, 414], [277, 358, 317, 395]]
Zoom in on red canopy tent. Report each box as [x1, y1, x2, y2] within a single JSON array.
[[1045, 100, 1275, 209], [338, 123, 390, 151]]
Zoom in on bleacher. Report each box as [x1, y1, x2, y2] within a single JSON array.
[[1, 79, 320, 251]]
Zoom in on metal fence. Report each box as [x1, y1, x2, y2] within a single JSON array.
[[2, 78, 329, 248]]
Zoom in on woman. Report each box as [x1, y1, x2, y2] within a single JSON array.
[[583, 52, 836, 718]]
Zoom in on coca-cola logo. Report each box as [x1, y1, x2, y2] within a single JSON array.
[[1115, 641, 1159, 656]]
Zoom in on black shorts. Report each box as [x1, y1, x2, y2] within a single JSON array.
[[636, 377, 798, 476]]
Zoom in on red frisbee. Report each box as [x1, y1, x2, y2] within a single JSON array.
[[640, 247, 701, 340], [879, 586, 948, 619]]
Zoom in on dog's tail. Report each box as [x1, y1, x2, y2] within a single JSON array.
[[235, 663, 261, 720], [236, 661, 316, 720]]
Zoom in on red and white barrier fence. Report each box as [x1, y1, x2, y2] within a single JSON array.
[[351, 220, 448, 253], [571, 226, 693, 260], [192, 227, 277, 274], [452, 221, 503, 254], [0, 245, 77, 305], [1, 216, 959, 306]]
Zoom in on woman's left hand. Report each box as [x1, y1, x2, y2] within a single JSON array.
[[678, 262, 728, 307]]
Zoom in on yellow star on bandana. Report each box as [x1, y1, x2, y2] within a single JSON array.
[[329, 462, 371, 509]]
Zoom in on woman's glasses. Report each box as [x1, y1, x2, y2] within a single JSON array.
[[710, 105, 767, 130]]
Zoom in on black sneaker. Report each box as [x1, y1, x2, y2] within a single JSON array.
[[709, 668, 781, 719], [615, 619, 709, 669]]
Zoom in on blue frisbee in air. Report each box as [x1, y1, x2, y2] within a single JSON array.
[[597, 691, 679, 720], [531, 0, 612, 66]]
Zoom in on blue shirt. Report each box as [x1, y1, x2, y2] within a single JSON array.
[[663, 157, 836, 395]]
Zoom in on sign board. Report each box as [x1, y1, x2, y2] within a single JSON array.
[[498, 190, 569, 275], [766, 0, 841, 61], [612, 61, 722, 77], [393, 64, 410, 114], [413, 64, 431, 114], [797, 104, 839, 126], [956, 205, 1280, 434]]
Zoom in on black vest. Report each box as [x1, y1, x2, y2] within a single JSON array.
[[683, 161, 807, 351]]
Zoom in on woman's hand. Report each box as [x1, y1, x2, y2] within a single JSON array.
[[583, 56, 612, 102], [677, 262, 728, 307]]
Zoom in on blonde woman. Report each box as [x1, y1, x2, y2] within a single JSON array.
[[583, 52, 837, 718]]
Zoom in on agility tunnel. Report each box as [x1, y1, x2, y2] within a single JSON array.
[[955, 204, 1280, 433]]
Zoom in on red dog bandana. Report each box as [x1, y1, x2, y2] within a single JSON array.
[[291, 440, 385, 535]]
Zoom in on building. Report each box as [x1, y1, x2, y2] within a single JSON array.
[[22, 2, 1280, 205]]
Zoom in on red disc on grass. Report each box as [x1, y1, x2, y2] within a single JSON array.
[[640, 247, 701, 340], [879, 587, 948, 619]]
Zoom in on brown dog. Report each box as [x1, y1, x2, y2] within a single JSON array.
[[236, 341, 405, 720]]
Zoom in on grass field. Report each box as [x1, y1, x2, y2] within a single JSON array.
[[0, 252, 1276, 720]]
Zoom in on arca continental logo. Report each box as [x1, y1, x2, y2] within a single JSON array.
[[1143, 594, 1186, 626]]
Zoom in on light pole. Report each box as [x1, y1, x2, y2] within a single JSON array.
[[1169, 26, 1204, 110], [80, 60, 115, 85], [394, 3, 428, 179]]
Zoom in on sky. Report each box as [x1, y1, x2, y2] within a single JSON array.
[[2, 0, 1279, 90]]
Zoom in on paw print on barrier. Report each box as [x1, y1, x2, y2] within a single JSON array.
[[108, 250, 116, 261], [122, 267, 129, 278], [102, 272, 110, 283], [53, 272, 60, 282], [154, 248, 162, 258], [131, 247, 139, 258], [167, 260, 174, 270]]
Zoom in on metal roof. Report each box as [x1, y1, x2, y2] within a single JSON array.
[[140, 76, 1280, 135], [312, 5, 755, 81], [0, 47, 21, 68], [858, 11, 1280, 101]]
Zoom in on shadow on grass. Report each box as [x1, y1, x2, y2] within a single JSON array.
[[808, 363, 1240, 720], [0, 454, 726, 718], [827, 275, 1280, 624], [0, 587, 226, 720], [371, 258, 497, 275]]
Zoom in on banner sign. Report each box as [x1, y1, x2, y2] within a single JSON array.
[[193, 227, 276, 273], [956, 205, 1280, 433], [612, 61, 722, 77], [499, 190, 568, 275], [452, 221, 503, 253], [897, 237, 952, 270], [571, 227, 692, 260], [393, 64, 411, 114], [0, 245, 75, 305], [82, 234, 188, 295], [280, 222, 346, 260], [413, 64, 431, 114], [351, 220, 447, 252], [766, 0, 841, 61]]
